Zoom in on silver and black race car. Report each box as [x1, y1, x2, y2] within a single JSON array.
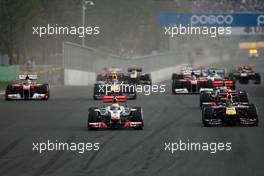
[[88, 96, 143, 130], [5, 74, 50, 100]]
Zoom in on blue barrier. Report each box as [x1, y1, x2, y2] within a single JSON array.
[[160, 13, 264, 27]]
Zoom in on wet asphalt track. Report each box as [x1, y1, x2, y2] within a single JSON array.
[[0, 57, 264, 176]]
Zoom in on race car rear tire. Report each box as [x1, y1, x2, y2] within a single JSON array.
[[96, 75, 107, 82], [131, 93, 137, 100], [88, 109, 100, 130], [131, 107, 143, 130], [239, 91, 249, 103], [172, 80, 183, 94], [39, 84, 50, 100], [239, 78, 249, 84], [172, 73, 184, 80], [5, 84, 13, 101], [228, 73, 234, 81], [248, 104, 258, 126], [140, 74, 152, 85], [93, 84, 102, 100]]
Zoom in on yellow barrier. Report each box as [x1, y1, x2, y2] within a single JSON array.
[[239, 41, 264, 49]]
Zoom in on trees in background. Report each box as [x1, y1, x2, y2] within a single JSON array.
[[0, 0, 162, 64]]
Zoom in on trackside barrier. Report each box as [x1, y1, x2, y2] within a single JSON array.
[[64, 69, 96, 86], [62, 41, 232, 85]]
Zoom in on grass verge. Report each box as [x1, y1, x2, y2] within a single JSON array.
[[0, 82, 10, 94]]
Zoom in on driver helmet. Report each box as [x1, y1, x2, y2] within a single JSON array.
[[209, 70, 216, 77], [111, 103, 120, 110], [26, 75, 31, 84], [226, 93, 233, 106], [112, 73, 118, 81]]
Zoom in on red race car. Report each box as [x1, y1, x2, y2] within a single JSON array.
[[5, 74, 50, 100], [172, 67, 210, 94]]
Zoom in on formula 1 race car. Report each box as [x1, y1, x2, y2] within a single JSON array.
[[202, 68, 236, 89], [172, 74, 209, 94], [94, 71, 136, 100], [171, 67, 235, 94], [172, 67, 210, 94], [87, 96, 143, 130], [202, 93, 258, 126], [200, 87, 249, 109], [5, 74, 49, 100], [229, 65, 261, 84], [96, 68, 129, 82], [127, 67, 152, 85]]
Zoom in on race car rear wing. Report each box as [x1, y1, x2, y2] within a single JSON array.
[[19, 74, 38, 80], [103, 96, 127, 103], [213, 80, 234, 88], [107, 68, 123, 73], [181, 69, 201, 76], [128, 68, 142, 72]]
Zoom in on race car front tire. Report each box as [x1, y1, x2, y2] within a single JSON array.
[[172, 73, 184, 80], [247, 104, 258, 126], [238, 91, 249, 103], [5, 84, 13, 101], [88, 109, 100, 130], [39, 84, 50, 100], [238, 77, 249, 84], [254, 73, 261, 84], [131, 107, 143, 130]]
